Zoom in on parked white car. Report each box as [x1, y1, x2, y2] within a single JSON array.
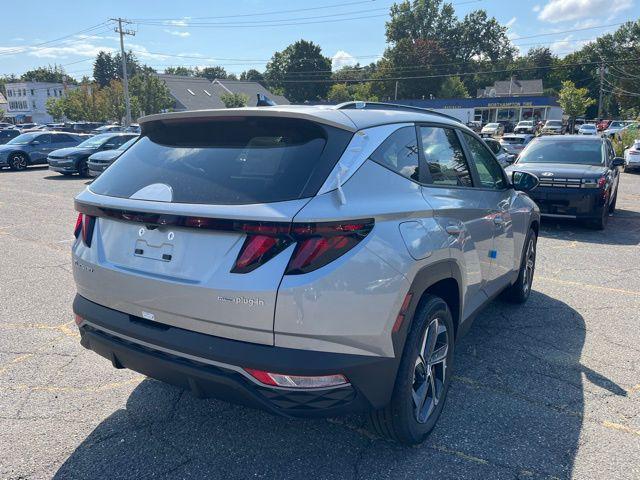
[[578, 124, 598, 135], [500, 134, 534, 157], [480, 122, 504, 137], [625, 139, 640, 171]]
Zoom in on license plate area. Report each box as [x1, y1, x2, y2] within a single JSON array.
[[134, 228, 175, 262]]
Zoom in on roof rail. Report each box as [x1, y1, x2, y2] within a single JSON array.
[[334, 101, 463, 124]]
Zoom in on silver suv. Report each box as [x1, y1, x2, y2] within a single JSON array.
[[72, 103, 540, 444]]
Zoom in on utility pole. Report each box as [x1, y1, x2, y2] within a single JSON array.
[[597, 61, 605, 119], [394, 81, 398, 101], [112, 18, 135, 127]]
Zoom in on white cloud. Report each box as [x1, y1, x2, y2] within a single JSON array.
[[538, 0, 633, 23], [164, 17, 191, 27], [331, 50, 357, 70], [548, 35, 595, 55], [164, 30, 191, 37], [532, 4, 541, 12]]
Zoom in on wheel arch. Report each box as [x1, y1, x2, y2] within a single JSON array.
[[393, 260, 463, 357], [9, 150, 31, 162]]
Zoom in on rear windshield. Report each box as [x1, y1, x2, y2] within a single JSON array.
[[89, 116, 351, 205], [517, 140, 603, 165]]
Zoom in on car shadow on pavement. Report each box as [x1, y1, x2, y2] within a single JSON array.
[[53, 292, 625, 479], [540, 211, 640, 246]]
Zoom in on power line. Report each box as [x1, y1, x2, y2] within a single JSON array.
[[0, 23, 111, 57]]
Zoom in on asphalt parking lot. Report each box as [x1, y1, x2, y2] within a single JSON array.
[[1, 167, 639, 480]]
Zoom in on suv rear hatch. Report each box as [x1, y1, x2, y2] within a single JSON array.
[[73, 114, 353, 345]]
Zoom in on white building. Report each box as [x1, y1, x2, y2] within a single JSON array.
[[4, 82, 74, 124]]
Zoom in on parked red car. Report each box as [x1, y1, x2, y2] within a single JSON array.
[[597, 119, 611, 132]]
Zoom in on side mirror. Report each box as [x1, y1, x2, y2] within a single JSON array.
[[511, 171, 539, 192], [612, 157, 625, 168]]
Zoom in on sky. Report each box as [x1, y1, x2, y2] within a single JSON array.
[[0, 0, 637, 79]]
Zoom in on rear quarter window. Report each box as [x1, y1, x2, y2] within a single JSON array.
[[89, 117, 352, 205]]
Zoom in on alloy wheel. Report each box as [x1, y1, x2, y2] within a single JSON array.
[[11, 154, 27, 170], [412, 317, 449, 424], [522, 237, 536, 294]]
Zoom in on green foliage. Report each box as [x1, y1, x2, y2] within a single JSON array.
[[220, 92, 249, 108], [21, 65, 75, 84], [438, 76, 469, 98], [93, 51, 119, 88], [129, 72, 174, 115], [240, 69, 265, 82], [199, 66, 229, 81], [558, 80, 596, 120], [613, 124, 639, 156], [327, 83, 379, 103], [164, 66, 197, 76], [45, 97, 65, 121], [265, 40, 332, 102]]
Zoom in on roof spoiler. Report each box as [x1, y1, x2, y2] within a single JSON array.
[[334, 101, 463, 124]]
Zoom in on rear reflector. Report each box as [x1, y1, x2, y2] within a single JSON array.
[[392, 292, 413, 333], [244, 368, 348, 389], [74, 314, 84, 326]]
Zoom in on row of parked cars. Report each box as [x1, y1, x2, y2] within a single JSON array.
[[0, 121, 140, 135], [0, 127, 138, 177], [477, 118, 638, 139]]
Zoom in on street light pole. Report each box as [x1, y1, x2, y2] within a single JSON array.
[[112, 18, 135, 127]]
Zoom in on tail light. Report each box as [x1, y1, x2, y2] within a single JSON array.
[[244, 368, 348, 388], [74, 213, 96, 247], [231, 219, 374, 275]]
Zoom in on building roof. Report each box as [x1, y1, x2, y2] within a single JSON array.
[[210, 79, 290, 106], [139, 104, 463, 132], [477, 79, 544, 97], [157, 75, 289, 111], [157, 74, 223, 110]]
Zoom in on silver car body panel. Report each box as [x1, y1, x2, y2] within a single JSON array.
[[73, 109, 539, 359]]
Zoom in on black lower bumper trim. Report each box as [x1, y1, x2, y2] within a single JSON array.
[[74, 295, 398, 416]]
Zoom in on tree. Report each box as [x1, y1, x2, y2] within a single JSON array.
[[164, 66, 196, 76], [0, 108, 5, 120], [327, 83, 379, 103], [200, 66, 230, 81], [45, 97, 65, 121], [327, 84, 351, 103], [240, 69, 264, 82], [220, 93, 249, 108], [558, 80, 596, 130], [438, 76, 469, 98], [264, 40, 332, 102], [129, 73, 174, 115], [21, 65, 74, 84], [93, 51, 119, 87]]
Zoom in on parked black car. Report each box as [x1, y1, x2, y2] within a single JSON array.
[[506, 135, 624, 230], [87, 136, 138, 177], [47, 133, 138, 177], [0, 129, 20, 144]]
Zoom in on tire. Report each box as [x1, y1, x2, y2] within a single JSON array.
[[588, 203, 609, 230], [77, 160, 88, 178], [608, 192, 617, 215], [368, 295, 454, 445], [503, 228, 537, 304], [8, 152, 28, 171]]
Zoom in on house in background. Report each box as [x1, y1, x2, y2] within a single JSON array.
[[477, 78, 544, 98], [157, 74, 289, 111], [0, 92, 7, 118], [4, 82, 76, 123]]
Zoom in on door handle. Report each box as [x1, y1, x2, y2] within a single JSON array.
[[445, 225, 464, 236]]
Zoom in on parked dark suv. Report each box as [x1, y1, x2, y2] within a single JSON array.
[[506, 135, 624, 229], [0, 129, 20, 145], [48, 133, 138, 177]]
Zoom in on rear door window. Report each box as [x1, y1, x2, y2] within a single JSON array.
[[419, 126, 472, 187], [369, 126, 420, 182], [89, 117, 351, 205]]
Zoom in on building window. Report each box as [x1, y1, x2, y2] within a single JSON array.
[[47, 89, 50, 96], [59, 89, 63, 96], [22, 89, 26, 96], [17, 90, 21, 97], [31, 89, 35, 95], [32, 101, 37, 109]]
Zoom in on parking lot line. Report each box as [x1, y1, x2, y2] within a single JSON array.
[[537, 276, 640, 297]]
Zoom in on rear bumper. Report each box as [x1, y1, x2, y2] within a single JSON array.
[[48, 159, 78, 173], [73, 295, 399, 417], [529, 187, 606, 218]]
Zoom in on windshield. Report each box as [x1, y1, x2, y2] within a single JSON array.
[[116, 136, 138, 151], [517, 140, 603, 165], [581, 125, 596, 130], [610, 121, 624, 128], [6, 132, 40, 145], [485, 123, 499, 128], [545, 121, 562, 126], [90, 117, 350, 205], [517, 121, 533, 126], [77, 133, 114, 148]]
